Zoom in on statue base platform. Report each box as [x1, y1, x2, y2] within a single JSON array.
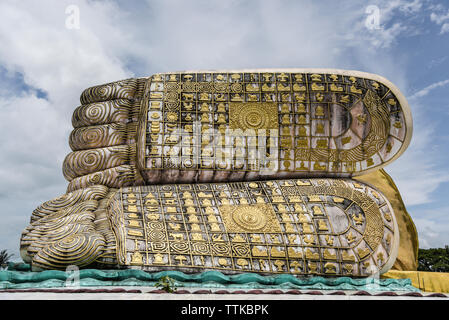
[[0, 263, 419, 292]]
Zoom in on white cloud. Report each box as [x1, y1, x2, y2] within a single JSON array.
[[387, 76, 449, 206], [414, 218, 441, 248], [430, 7, 449, 34], [368, 22, 409, 49], [441, 23, 449, 34], [399, 0, 422, 14], [387, 123, 449, 206], [409, 78, 449, 99], [428, 55, 448, 69], [413, 207, 449, 248], [348, 0, 426, 49], [430, 10, 449, 24]]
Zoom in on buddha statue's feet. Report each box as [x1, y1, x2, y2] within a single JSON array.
[[21, 69, 407, 275], [64, 69, 412, 192], [21, 178, 398, 276]]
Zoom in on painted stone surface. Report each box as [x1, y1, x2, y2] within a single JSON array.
[[112, 178, 398, 276], [21, 178, 398, 276], [20, 69, 412, 277], [63, 69, 412, 191]]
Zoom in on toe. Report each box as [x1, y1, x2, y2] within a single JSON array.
[[80, 78, 140, 104], [63, 145, 136, 181], [72, 99, 133, 128]]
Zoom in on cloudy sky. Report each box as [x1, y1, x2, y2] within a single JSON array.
[[1, 0, 449, 260]]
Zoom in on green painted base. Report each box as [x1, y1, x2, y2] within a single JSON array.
[[1, 264, 419, 292]]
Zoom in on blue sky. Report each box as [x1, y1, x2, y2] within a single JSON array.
[[0, 0, 449, 261]]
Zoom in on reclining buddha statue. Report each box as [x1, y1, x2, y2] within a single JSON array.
[[20, 69, 413, 277]]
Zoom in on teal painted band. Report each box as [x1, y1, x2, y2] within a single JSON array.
[[0, 266, 419, 292]]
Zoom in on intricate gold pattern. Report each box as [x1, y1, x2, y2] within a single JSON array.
[[220, 204, 282, 233], [108, 178, 396, 276], [229, 103, 279, 131], [142, 71, 410, 177], [21, 70, 409, 278]]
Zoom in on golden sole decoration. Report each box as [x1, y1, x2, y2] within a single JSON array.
[[139, 69, 412, 182], [109, 178, 398, 276]]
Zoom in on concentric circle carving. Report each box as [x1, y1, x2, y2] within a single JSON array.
[[241, 106, 268, 129], [232, 206, 267, 231], [220, 204, 282, 233], [229, 103, 279, 131]]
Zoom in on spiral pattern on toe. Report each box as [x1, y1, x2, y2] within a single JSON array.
[[22, 200, 99, 250], [33, 201, 97, 226], [72, 99, 133, 128], [80, 79, 138, 104], [66, 165, 137, 192], [20, 185, 114, 269], [31, 185, 108, 222], [69, 124, 129, 151], [32, 233, 106, 269], [25, 223, 96, 255], [63, 145, 135, 181]]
